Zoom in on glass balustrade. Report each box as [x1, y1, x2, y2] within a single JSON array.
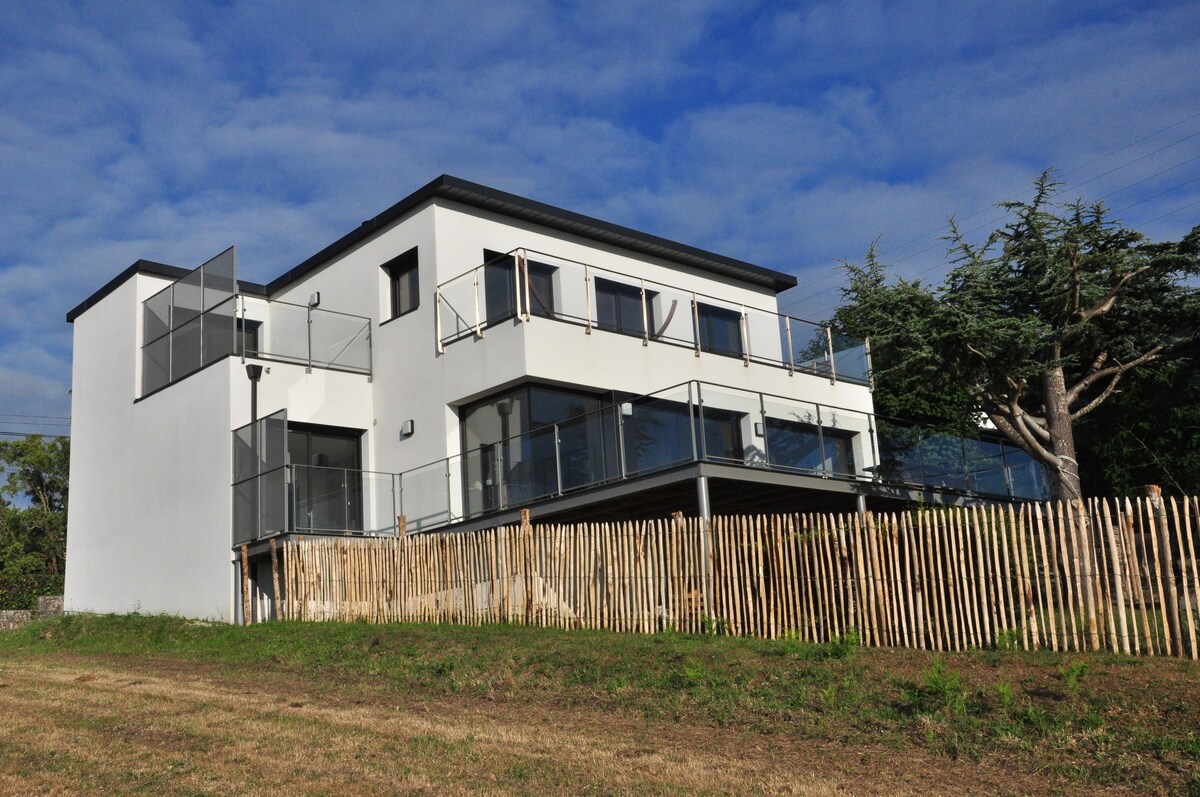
[[239, 297, 372, 375], [435, 247, 870, 386]]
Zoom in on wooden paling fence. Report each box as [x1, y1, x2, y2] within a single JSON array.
[[277, 493, 1200, 658]]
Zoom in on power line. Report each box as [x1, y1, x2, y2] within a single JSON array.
[[778, 148, 1200, 320], [0, 413, 71, 421], [776, 115, 1200, 316], [0, 431, 70, 438], [0, 419, 71, 426]]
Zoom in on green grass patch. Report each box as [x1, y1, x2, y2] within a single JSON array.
[[3, 614, 1199, 791]]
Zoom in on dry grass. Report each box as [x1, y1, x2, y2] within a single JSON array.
[[3, 615, 1198, 795], [0, 653, 1075, 797]]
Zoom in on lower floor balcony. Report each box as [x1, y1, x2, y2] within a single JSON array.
[[231, 381, 1049, 546]]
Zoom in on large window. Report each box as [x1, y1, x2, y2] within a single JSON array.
[[765, 418, 856, 476], [483, 249, 556, 324], [460, 384, 614, 515], [383, 247, 419, 319], [595, 277, 655, 338], [287, 424, 364, 533], [697, 303, 744, 358]]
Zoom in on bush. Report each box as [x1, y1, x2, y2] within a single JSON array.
[[0, 573, 64, 610]]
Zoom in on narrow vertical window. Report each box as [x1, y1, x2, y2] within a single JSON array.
[[383, 247, 419, 319]]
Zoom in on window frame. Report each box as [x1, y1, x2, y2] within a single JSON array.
[[696, 302, 745, 358], [382, 247, 420, 320], [594, 276, 656, 338]]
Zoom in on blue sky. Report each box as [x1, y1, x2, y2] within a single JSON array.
[[2, 1, 1198, 437]]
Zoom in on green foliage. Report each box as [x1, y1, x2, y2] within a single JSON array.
[[1060, 660, 1089, 697], [994, 628, 1022, 651], [0, 573, 64, 610], [920, 659, 968, 717], [831, 174, 1200, 498], [0, 435, 69, 577]]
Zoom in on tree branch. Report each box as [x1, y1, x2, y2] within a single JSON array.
[[987, 408, 1059, 466], [1066, 345, 1162, 409], [1072, 370, 1127, 421], [1059, 265, 1150, 342]]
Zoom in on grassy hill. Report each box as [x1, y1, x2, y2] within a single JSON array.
[[1, 614, 1198, 794]]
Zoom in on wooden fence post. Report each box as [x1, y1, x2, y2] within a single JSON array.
[[240, 543, 252, 626], [1147, 485, 1183, 657], [269, 538, 281, 621]]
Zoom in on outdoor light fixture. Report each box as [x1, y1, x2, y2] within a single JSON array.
[[245, 364, 263, 423], [754, 421, 764, 437], [308, 291, 321, 309], [620, 402, 633, 416], [400, 419, 415, 438]]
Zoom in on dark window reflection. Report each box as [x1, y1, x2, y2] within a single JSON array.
[[697, 303, 743, 358]]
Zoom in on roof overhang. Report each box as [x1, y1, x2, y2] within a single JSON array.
[[67, 175, 797, 323]]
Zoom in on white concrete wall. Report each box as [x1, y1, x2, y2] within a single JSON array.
[[250, 196, 877, 477], [65, 188, 881, 621], [65, 273, 235, 620]]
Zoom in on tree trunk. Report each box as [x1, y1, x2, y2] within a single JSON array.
[[1043, 365, 1083, 501]]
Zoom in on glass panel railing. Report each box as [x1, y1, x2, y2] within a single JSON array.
[[202, 248, 237, 311], [557, 406, 622, 491], [174, 266, 203, 327], [965, 437, 1008, 496], [743, 306, 783, 365], [257, 299, 308, 365], [830, 332, 870, 383], [310, 309, 371, 372], [435, 247, 875, 387], [647, 284, 697, 349], [399, 460, 453, 533], [202, 296, 236, 368], [874, 419, 927, 485], [380, 381, 1052, 535], [1006, 452, 1051, 501], [144, 286, 172, 342], [172, 315, 203, 379], [523, 252, 589, 327], [288, 466, 395, 534], [694, 383, 759, 465], [437, 268, 483, 347], [789, 320, 831, 377], [622, 385, 696, 476], [761, 395, 825, 474], [239, 297, 371, 375]]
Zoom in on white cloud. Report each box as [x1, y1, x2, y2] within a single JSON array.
[[0, 0, 1197, 421]]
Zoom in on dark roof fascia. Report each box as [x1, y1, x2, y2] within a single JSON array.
[[66, 260, 187, 322], [263, 175, 798, 295], [68, 175, 797, 323]]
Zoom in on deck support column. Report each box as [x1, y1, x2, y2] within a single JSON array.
[[696, 475, 713, 618]]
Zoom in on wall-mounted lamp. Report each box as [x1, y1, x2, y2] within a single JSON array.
[[399, 419, 415, 439], [245, 364, 264, 422], [754, 421, 764, 437], [620, 402, 633, 417], [308, 291, 321, 309]]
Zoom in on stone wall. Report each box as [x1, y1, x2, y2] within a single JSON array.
[[0, 595, 64, 631]]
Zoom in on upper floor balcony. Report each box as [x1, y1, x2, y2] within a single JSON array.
[[434, 248, 870, 386], [140, 251, 372, 396]]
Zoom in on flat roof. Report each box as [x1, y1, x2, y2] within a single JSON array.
[[67, 175, 797, 322]]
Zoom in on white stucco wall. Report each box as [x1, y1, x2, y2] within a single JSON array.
[[65, 273, 236, 620], [65, 187, 879, 621]]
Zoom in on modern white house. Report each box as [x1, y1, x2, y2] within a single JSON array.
[[63, 175, 1047, 621]]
